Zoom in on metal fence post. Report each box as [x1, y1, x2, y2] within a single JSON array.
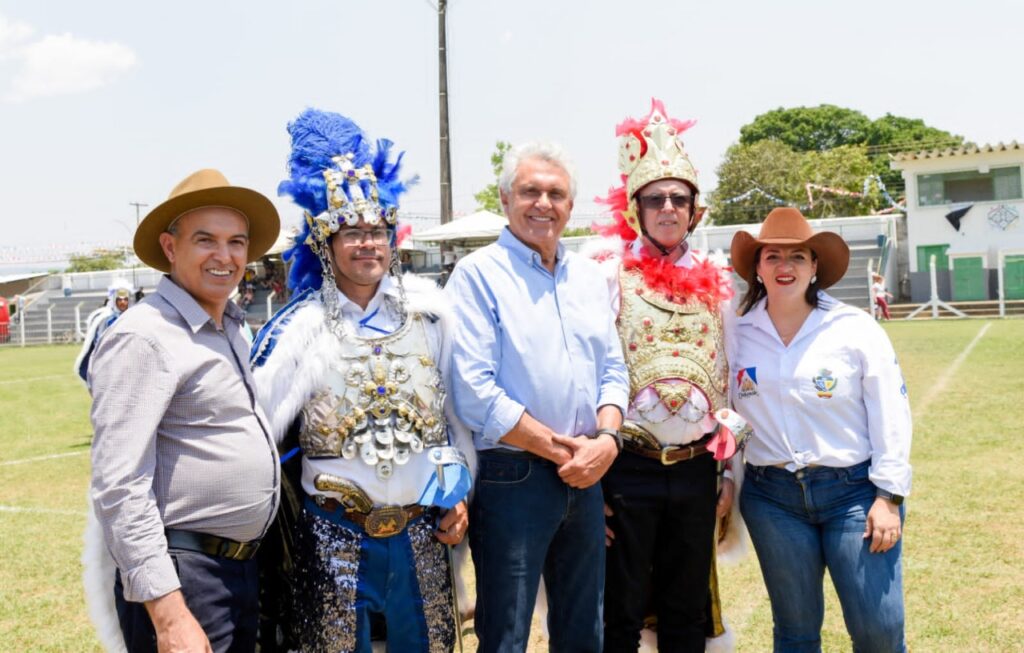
[[997, 254, 1006, 318], [47, 305, 54, 344], [266, 291, 276, 321], [866, 258, 876, 318], [75, 303, 84, 341]]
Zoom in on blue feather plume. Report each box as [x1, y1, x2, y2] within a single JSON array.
[[278, 108, 415, 293]]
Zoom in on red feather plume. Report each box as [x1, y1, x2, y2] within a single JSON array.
[[395, 223, 413, 248], [621, 248, 734, 311]]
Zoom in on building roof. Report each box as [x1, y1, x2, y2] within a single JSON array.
[[890, 141, 1022, 163]]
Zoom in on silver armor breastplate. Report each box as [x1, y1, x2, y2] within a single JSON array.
[[299, 311, 446, 480]]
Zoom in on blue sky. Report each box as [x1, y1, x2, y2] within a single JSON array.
[[2, 0, 1022, 260]]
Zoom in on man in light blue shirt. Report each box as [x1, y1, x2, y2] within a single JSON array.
[[447, 142, 628, 652]]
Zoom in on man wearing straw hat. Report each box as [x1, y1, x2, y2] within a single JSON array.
[[87, 169, 281, 652]]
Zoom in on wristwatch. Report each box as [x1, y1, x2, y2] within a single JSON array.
[[876, 489, 904, 505], [592, 428, 623, 452]]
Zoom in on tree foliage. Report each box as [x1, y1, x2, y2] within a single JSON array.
[[707, 140, 804, 225], [474, 140, 512, 213], [864, 113, 963, 186], [709, 143, 882, 225], [562, 226, 595, 238], [66, 248, 128, 273], [712, 105, 964, 223], [740, 105, 872, 152]]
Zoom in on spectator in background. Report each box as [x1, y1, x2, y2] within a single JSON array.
[[872, 273, 893, 320], [239, 268, 256, 312], [75, 280, 135, 385]]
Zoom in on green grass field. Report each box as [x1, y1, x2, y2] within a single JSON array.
[[1, 320, 1022, 651]]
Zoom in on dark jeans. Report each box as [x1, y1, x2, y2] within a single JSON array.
[[740, 461, 906, 653], [602, 451, 718, 653], [114, 548, 259, 653], [470, 449, 606, 653]]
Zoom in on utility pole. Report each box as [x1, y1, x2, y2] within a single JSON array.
[[129, 201, 148, 288], [438, 0, 453, 227]]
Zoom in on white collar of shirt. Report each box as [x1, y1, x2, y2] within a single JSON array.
[[336, 275, 401, 322], [498, 227, 567, 273], [628, 239, 696, 269], [737, 292, 841, 347]]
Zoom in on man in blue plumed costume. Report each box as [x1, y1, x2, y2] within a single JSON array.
[[251, 109, 474, 653]]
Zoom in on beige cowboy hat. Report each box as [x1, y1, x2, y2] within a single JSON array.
[[134, 169, 280, 273], [730, 207, 850, 289]]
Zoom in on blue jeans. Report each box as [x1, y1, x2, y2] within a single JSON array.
[[740, 461, 906, 653], [470, 449, 605, 653]]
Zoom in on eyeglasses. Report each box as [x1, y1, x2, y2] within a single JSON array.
[[337, 228, 390, 246], [638, 194, 693, 211]]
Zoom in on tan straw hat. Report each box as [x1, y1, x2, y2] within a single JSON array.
[[730, 207, 850, 289], [133, 169, 280, 273]]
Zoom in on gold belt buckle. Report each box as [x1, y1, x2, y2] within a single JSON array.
[[660, 446, 681, 466], [364, 505, 408, 538]]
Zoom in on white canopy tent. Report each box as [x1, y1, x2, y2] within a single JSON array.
[[411, 210, 507, 247], [266, 228, 299, 256]]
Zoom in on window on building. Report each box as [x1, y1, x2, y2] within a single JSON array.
[[917, 166, 1022, 206]]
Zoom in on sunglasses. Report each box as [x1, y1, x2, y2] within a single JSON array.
[[638, 194, 693, 211]]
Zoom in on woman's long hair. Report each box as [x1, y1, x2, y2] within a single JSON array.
[[738, 246, 822, 315]]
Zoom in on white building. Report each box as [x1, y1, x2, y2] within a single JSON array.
[[891, 142, 1024, 303]]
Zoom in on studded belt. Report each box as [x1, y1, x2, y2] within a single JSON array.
[[622, 433, 713, 465], [313, 495, 427, 538]]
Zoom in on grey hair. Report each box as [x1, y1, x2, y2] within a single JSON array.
[[498, 141, 578, 200]]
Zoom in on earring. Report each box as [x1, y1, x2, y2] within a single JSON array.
[[755, 275, 763, 284], [810, 274, 818, 284]]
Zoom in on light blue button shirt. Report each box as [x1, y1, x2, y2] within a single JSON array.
[[446, 228, 629, 450]]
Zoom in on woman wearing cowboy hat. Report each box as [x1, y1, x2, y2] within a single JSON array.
[[729, 207, 912, 652]]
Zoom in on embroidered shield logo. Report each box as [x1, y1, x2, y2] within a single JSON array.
[[813, 369, 837, 398]]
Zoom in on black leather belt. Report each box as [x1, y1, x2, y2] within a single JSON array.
[[165, 529, 261, 561]]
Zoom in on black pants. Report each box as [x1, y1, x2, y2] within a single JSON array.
[[602, 451, 718, 653], [114, 549, 259, 653]]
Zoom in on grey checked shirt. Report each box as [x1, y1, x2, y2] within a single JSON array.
[[89, 276, 280, 602]]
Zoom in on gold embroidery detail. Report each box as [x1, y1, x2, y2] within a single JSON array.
[[618, 269, 728, 415]]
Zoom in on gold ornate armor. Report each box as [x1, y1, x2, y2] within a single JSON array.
[[617, 268, 728, 447], [299, 311, 446, 480]]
